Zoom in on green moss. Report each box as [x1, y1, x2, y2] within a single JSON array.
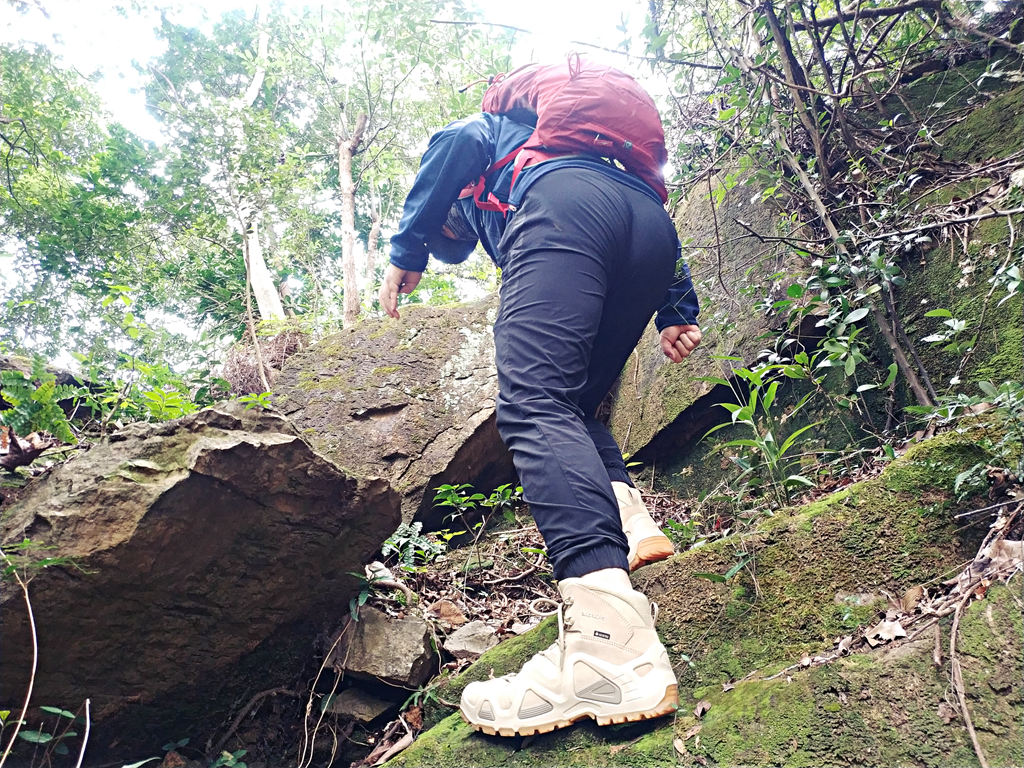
[[641, 427, 998, 696], [420, 617, 559, 729], [372, 365, 402, 376], [899, 59, 994, 113], [941, 85, 1024, 162], [898, 208, 1024, 394]]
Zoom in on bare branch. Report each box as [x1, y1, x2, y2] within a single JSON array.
[[789, 0, 941, 32]]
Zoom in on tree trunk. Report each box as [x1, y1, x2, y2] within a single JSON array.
[[237, 23, 284, 323], [339, 113, 368, 327], [245, 218, 286, 322], [364, 202, 382, 303]]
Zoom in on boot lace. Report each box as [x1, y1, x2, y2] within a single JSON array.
[[492, 596, 574, 680]]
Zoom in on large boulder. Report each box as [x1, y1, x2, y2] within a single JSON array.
[[0, 402, 399, 752], [274, 297, 514, 524]]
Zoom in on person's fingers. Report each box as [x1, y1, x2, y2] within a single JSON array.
[[379, 269, 401, 319], [398, 271, 421, 294], [661, 325, 701, 361], [661, 333, 683, 362]]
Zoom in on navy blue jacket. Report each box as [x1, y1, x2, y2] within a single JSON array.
[[389, 113, 700, 329]]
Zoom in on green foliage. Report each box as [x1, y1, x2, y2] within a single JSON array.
[[2, 4, 515, 388], [210, 749, 247, 768], [0, 702, 82, 760], [908, 379, 1024, 497], [1, 538, 73, 582], [702, 360, 823, 510], [0, 355, 77, 443], [238, 391, 273, 410], [693, 550, 752, 583], [433, 483, 487, 515], [381, 521, 446, 572]]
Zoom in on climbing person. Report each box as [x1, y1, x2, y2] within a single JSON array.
[[377, 58, 701, 737]]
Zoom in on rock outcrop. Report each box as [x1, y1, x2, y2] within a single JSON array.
[[0, 403, 399, 751], [274, 297, 514, 525]]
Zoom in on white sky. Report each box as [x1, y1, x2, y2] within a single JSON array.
[[2, 0, 651, 142]]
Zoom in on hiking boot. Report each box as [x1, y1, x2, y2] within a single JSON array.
[[459, 580, 678, 736], [612, 481, 675, 571]]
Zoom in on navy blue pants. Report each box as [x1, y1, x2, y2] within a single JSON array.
[[493, 167, 678, 580]]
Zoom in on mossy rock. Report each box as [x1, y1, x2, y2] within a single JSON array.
[[940, 84, 1024, 163], [899, 210, 1023, 393], [273, 296, 516, 523], [389, 427, 1020, 767], [681, 585, 1022, 767]]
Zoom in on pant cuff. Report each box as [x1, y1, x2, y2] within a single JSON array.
[[556, 542, 629, 580], [607, 468, 633, 486]]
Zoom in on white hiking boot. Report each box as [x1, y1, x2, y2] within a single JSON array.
[[459, 579, 678, 736], [612, 481, 675, 571]]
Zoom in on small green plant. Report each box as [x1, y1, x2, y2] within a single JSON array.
[[380, 522, 445, 572], [662, 518, 706, 550], [1, 538, 73, 580], [346, 569, 392, 620], [401, 680, 441, 711], [702, 361, 822, 509], [210, 749, 247, 768], [0, 704, 82, 760], [433, 483, 486, 516], [482, 483, 524, 525], [433, 483, 524, 583], [693, 550, 752, 583], [0, 355, 79, 444], [238, 391, 273, 410]]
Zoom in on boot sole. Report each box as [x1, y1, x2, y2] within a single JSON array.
[[462, 684, 678, 737], [628, 535, 675, 571]]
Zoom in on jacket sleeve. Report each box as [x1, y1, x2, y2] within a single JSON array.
[[654, 242, 700, 330], [388, 115, 495, 272]]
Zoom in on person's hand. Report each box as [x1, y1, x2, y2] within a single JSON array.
[[378, 265, 422, 319], [660, 324, 702, 362]]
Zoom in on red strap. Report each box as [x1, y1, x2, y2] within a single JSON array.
[[472, 145, 523, 214]]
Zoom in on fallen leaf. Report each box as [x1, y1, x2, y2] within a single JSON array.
[[673, 738, 687, 757], [426, 599, 467, 626], [684, 724, 702, 740], [901, 585, 924, 612], [868, 619, 907, 643], [609, 743, 630, 756], [509, 620, 538, 635], [405, 705, 422, 731], [693, 699, 711, 718]]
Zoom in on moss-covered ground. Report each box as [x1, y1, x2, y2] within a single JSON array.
[[388, 426, 1022, 767]]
